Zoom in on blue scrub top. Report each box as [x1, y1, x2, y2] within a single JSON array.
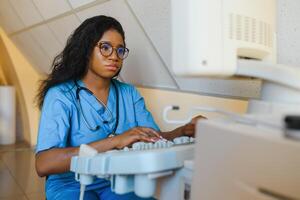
[[36, 79, 160, 194]]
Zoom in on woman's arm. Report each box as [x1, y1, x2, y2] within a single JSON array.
[[130, 86, 206, 140], [159, 126, 186, 141], [159, 115, 207, 140], [35, 136, 118, 177], [35, 127, 160, 177]]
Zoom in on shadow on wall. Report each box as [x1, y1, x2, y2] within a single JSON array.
[[0, 28, 41, 146]]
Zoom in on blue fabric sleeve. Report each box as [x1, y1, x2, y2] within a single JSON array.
[[131, 87, 160, 131], [36, 88, 71, 153]]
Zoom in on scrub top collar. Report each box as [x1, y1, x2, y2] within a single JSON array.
[[75, 79, 117, 122]]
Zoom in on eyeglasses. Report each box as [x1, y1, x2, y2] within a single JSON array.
[[97, 42, 129, 60]]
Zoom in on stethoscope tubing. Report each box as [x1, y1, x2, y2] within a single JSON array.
[[74, 80, 119, 135]]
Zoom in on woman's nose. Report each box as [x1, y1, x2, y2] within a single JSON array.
[[109, 48, 119, 61]]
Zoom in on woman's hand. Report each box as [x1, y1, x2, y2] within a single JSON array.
[[159, 115, 207, 140], [181, 115, 207, 137], [113, 127, 160, 149]]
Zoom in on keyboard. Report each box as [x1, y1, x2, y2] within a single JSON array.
[[70, 136, 195, 198], [122, 136, 195, 151]]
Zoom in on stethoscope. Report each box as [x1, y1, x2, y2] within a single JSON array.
[[74, 80, 119, 137]]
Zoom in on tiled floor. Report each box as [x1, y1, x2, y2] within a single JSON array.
[[0, 142, 45, 200]]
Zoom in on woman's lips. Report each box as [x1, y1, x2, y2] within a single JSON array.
[[105, 64, 119, 71]]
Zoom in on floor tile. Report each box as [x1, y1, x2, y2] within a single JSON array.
[[0, 196, 28, 200], [0, 160, 24, 198], [26, 192, 45, 200], [0, 150, 45, 194]]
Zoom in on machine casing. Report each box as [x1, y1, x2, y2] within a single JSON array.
[[172, 0, 276, 76]]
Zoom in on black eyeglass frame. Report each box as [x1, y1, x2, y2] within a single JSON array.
[[97, 42, 129, 60]]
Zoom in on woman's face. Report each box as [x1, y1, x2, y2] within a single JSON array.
[[88, 29, 125, 80]]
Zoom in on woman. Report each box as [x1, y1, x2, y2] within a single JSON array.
[[35, 15, 200, 200]]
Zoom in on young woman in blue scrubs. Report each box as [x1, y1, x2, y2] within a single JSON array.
[[35, 15, 201, 200]]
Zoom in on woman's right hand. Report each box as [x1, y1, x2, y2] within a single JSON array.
[[114, 127, 160, 149]]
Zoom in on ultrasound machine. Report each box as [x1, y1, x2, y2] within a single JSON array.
[[71, 0, 300, 199]]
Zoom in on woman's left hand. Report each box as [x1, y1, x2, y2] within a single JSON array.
[[181, 115, 207, 137]]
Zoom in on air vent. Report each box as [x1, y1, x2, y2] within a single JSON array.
[[229, 14, 273, 48]]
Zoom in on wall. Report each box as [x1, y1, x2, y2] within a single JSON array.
[[138, 87, 247, 131], [0, 63, 7, 84], [0, 29, 41, 145], [277, 0, 300, 67]]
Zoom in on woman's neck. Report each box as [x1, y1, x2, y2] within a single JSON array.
[[82, 70, 111, 93]]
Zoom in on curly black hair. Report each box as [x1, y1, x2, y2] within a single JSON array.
[[36, 15, 125, 109]]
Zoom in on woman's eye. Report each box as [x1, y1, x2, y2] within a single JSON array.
[[117, 48, 125, 55], [101, 44, 111, 51]]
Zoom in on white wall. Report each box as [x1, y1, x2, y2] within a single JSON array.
[[277, 0, 300, 67]]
